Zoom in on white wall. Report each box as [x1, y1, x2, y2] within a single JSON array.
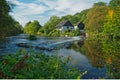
[[74, 26, 78, 30], [56, 26, 74, 32], [61, 26, 74, 32]]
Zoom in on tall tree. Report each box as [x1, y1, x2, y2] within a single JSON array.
[[100, 0, 120, 40], [85, 2, 108, 37], [0, 0, 23, 41], [43, 16, 60, 34]]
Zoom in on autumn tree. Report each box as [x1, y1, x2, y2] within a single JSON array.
[[85, 2, 108, 37]]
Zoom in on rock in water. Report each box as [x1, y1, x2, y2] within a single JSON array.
[[16, 43, 33, 48]]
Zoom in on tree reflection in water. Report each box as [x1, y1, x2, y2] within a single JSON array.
[[68, 38, 120, 79], [82, 39, 120, 79]]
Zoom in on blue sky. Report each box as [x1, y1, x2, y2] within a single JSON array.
[[7, 0, 110, 26]]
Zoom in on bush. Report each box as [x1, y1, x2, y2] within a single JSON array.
[[27, 35, 37, 40], [0, 49, 87, 79], [61, 29, 81, 37], [48, 30, 61, 37]]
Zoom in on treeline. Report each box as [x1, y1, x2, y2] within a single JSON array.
[[24, 10, 89, 37], [82, 1, 120, 78], [0, 0, 23, 41], [85, 0, 120, 40], [23, 0, 120, 38]]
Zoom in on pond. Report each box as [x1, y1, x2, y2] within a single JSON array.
[[0, 34, 120, 79]]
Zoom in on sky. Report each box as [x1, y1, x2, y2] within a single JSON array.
[[7, 0, 111, 26]]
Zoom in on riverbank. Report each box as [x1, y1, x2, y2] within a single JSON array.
[[0, 49, 86, 79], [1, 34, 119, 79]]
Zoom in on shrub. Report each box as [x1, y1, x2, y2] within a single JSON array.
[[0, 49, 87, 79], [48, 30, 61, 37], [27, 35, 37, 40]]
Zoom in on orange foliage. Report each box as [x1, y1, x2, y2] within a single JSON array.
[[106, 57, 112, 64]]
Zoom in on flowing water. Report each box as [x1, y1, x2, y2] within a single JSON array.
[[0, 34, 120, 79]]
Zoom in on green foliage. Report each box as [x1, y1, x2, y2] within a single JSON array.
[[37, 27, 46, 36], [82, 39, 120, 78], [24, 20, 41, 35], [109, 0, 120, 9], [85, 0, 120, 38], [85, 2, 108, 37], [61, 29, 81, 37], [37, 9, 89, 37], [0, 0, 10, 16], [42, 16, 60, 34], [27, 35, 37, 40], [83, 1, 120, 78], [37, 16, 60, 36], [60, 9, 90, 25], [100, 8, 120, 40], [48, 30, 61, 37], [93, 2, 106, 7], [0, 0, 23, 41], [0, 49, 86, 79], [73, 29, 81, 36]]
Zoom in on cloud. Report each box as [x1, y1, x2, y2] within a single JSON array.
[[7, 0, 110, 26], [7, 0, 48, 26], [37, 0, 94, 15], [8, 0, 48, 15], [10, 12, 29, 26]]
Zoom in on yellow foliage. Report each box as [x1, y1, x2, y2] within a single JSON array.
[[108, 10, 113, 18], [106, 57, 112, 64]]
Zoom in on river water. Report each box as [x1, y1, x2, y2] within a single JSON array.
[[0, 34, 119, 79]]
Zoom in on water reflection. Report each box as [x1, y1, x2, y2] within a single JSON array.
[[72, 39, 120, 79], [82, 39, 105, 68]]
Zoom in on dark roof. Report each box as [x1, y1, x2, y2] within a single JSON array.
[[76, 22, 85, 30], [55, 20, 74, 28]]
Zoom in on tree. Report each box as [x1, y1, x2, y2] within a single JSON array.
[[42, 16, 60, 35], [100, 1, 120, 40], [24, 21, 31, 27], [0, 0, 23, 41], [24, 20, 41, 35], [85, 2, 108, 37], [60, 9, 90, 25], [109, 0, 120, 9], [93, 2, 106, 6], [0, 0, 10, 17], [60, 15, 72, 22]]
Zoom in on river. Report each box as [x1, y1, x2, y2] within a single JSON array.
[[0, 34, 119, 79]]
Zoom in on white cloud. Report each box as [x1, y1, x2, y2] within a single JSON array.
[[7, 0, 48, 26], [37, 0, 93, 15], [37, 0, 110, 15], [10, 12, 29, 26], [16, 3, 47, 16], [8, 0, 48, 15], [7, 0, 110, 26]]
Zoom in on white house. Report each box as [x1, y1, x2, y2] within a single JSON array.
[[55, 20, 74, 32]]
